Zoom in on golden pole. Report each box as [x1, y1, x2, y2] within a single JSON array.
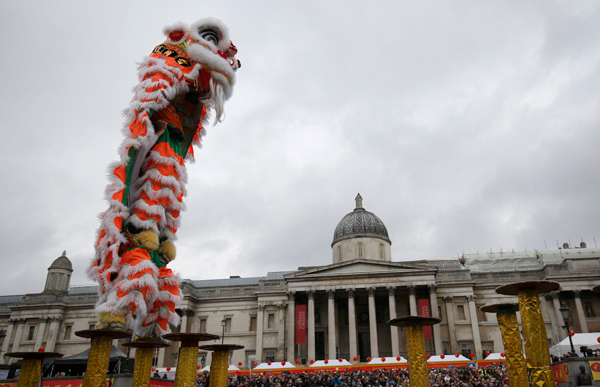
[[5, 351, 63, 387], [209, 350, 229, 387], [83, 335, 114, 387], [198, 343, 245, 387], [132, 348, 154, 387], [405, 324, 429, 387], [174, 346, 198, 387], [481, 303, 528, 387], [518, 289, 555, 387], [17, 359, 42, 387], [163, 333, 235, 387], [496, 281, 559, 387], [123, 341, 170, 387], [75, 329, 131, 387], [388, 316, 440, 387]]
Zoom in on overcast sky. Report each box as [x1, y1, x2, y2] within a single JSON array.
[[1, 1, 599, 295]]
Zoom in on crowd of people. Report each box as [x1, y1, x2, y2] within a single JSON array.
[[195, 364, 508, 387]]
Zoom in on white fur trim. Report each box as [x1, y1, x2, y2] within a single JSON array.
[[162, 22, 189, 45]]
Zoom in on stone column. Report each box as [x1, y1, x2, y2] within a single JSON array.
[[2, 320, 16, 364], [286, 292, 296, 362], [444, 296, 458, 353], [307, 291, 316, 362], [11, 319, 25, 353], [347, 289, 358, 362], [180, 309, 194, 333], [409, 285, 418, 315], [550, 291, 566, 340], [467, 295, 483, 358], [34, 318, 49, 351], [367, 287, 379, 358], [327, 290, 336, 359], [543, 295, 560, 343], [573, 290, 589, 333], [277, 304, 286, 360], [46, 317, 62, 352], [157, 347, 166, 367], [388, 286, 399, 358], [256, 304, 265, 363], [428, 284, 443, 354]]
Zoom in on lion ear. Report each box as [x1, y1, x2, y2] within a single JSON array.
[[162, 22, 189, 44]]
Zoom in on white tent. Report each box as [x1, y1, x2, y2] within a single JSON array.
[[199, 365, 240, 372], [254, 362, 296, 370], [309, 359, 352, 367], [483, 353, 506, 360], [427, 355, 470, 362], [367, 357, 407, 364], [549, 333, 600, 357]]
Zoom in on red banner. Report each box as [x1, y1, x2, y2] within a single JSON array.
[[552, 362, 569, 383], [0, 379, 172, 387], [296, 305, 307, 344], [418, 299, 432, 339]]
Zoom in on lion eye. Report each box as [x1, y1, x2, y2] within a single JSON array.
[[199, 28, 219, 45]]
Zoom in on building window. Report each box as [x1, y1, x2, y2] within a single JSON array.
[[225, 318, 232, 333], [27, 326, 35, 341], [200, 318, 207, 332], [457, 305, 466, 321], [64, 325, 72, 340], [265, 351, 275, 362], [89, 324, 96, 331], [357, 243, 364, 259], [442, 343, 448, 355], [337, 246, 342, 263], [585, 302, 595, 318], [250, 316, 257, 331], [268, 314, 275, 329], [460, 343, 471, 358], [379, 244, 384, 260]]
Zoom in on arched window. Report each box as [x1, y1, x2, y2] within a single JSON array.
[[379, 244, 385, 260], [357, 242, 364, 259], [337, 246, 342, 263]]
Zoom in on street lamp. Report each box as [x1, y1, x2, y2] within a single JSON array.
[[559, 301, 577, 356], [221, 319, 227, 345]]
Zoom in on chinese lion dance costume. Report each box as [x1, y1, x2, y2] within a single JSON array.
[[88, 18, 240, 340]]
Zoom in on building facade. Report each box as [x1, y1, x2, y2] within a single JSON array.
[[1, 195, 599, 368]]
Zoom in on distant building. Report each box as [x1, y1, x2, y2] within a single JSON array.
[[1, 195, 599, 367]]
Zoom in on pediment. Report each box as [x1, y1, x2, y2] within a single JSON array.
[[285, 259, 436, 282]]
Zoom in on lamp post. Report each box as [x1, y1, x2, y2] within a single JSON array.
[[559, 301, 577, 356], [221, 319, 227, 345]]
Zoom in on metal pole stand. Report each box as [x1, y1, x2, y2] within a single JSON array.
[[122, 340, 170, 387], [75, 329, 131, 387], [387, 316, 441, 387], [163, 333, 220, 387], [199, 344, 244, 387], [5, 351, 63, 387], [496, 280, 560, 387], [480, 303, 528, 387]]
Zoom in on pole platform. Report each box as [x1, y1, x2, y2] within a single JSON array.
[[164, 333, 222, 387], [5, 352, 63, 387], [123, 341, 170, 387], [495, 280, 560, 387], [199, 345, 245, 387], [387, 316, 440, 387], [75, 329, 131, 387]]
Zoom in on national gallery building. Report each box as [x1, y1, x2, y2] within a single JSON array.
[[1, 195, 599, 368]]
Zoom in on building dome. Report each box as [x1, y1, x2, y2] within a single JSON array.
[[332, 194, 391, 247], [48, 251, 73, 271]]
